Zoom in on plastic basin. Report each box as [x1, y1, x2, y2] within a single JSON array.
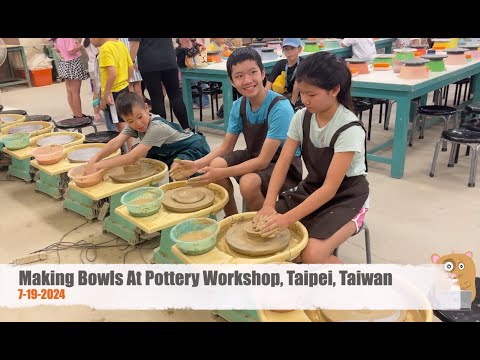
[[121, 186, 164, 217], [2, 133, 30, 150], [31, 144, 64, 165], [171, 218, 220, 255], [67, 164, 105, 188]]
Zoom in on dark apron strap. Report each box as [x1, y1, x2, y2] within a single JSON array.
[[329, 121, 368, 173], [239, 95, 288, 124]]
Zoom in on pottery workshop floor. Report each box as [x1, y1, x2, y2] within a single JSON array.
[[0, 81, 478, 322]]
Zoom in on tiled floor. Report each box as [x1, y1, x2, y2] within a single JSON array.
[[0, 80, 478, 321]]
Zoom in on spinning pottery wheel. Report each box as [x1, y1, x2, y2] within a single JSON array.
[[225, 221, 290, 256], [36, 134, 75, 147], [162, 186, 215, 213], [67, 147, 102, 163], [109, 162, 157, 183], [8, 123, 43, 134]]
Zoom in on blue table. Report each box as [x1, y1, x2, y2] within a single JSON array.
[[180, 39, 396, 132], [351, 59, 480, 178]]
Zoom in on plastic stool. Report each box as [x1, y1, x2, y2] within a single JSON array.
[[53, 116, 97, 134], [25, 115, 52, 122], [409, 105, 457, 150], [0, 109, 27, 116], [429, 128, 480, 187], [333, 223, 372, 264]]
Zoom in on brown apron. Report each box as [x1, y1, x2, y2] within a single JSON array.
[[276, 110, 369, 239], [222, 95, 303, 195]]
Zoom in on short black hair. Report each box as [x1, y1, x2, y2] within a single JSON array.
[[226, 47, 264, 80], [115, 91, 145, 117]]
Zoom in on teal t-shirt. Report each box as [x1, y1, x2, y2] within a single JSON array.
[[227, 90, 300, 156]]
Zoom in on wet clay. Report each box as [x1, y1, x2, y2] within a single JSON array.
[[305, 309, 423, 322], [162, 187, 215, 213], [130, 198, 155, 206], [8, 124, 43, 134], [172, 188, 205, 204], [36, 135, 75, 147], [67, 147, 102, 163], [178, 230, 212, 242], [109, 162, 157, 183], [216, 216, 304, 260], [225, 221, 290, 256]]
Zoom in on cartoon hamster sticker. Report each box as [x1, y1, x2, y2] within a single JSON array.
[[431, 251, 476, 303]]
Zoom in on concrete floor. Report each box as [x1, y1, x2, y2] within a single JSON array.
[[0, 80, 479, 322]]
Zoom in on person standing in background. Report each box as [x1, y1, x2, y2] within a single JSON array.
[[50, 38, 89, 118], [119, 38, 143, 99], [129, 38, 190, 130]]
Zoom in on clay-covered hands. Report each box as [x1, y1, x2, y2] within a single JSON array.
[[186, 166, 223, 186], [169, 159, 199, 181], [84, 161, 100, 176], [254, 209, 291, 238]]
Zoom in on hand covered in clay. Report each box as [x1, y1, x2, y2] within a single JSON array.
[[258, 212, 291, 238], [169, 159, 199, 180], [252, 206, 277, 231], [84, 161, 100, 176], [187, 166, 223, 186]]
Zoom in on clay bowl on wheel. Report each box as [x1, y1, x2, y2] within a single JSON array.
[[31, 145, 64, 165], [67, 164, 105, 188]]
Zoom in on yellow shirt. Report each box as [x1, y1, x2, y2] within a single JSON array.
[[207, 41, 225, 52], [98, 40, 133, 94]]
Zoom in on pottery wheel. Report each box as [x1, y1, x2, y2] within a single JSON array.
[[67, 147, 102, 163], [320, 309, 407, 322], [0, 116, 16, 123], [225, 221, 290, 256], [8, 124, 43, 134], [36, 135, 75, 147], [162, 187, 215, 213], [109, 162, 157, 183]]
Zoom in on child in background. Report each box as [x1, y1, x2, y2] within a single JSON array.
[[254, 52, 369, 264], [83, 38, 103, 124], [91, 38, 134, 149], [85, 92, 210, 175], [207, 38, 229, 54], [119, 38, 143, 98], [50, 38, 89, 118], [170, 47, 302, 216], [175, 38, 210, 109], [341, 38, 377, 61], [266, 38, 303, 110]]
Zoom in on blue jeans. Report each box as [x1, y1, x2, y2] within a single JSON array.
[[102, 109, 118, 132]]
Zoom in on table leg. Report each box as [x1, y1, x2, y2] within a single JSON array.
[[181, 76, 194, 129], [20, 47, 32, 87], [221, 80, 234, 132], [391, 97, 411, 178]]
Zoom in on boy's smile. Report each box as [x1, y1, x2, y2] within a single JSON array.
[[123, 103, 151, 133]]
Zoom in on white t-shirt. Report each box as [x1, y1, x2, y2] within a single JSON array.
[[342, 38, 377, 61], [288, 105, 369, 207]]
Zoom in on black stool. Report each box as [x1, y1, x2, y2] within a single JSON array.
[[0, 109, 27, 116], [52, 116, 97, 134], [84, 131, 118, 144], [84, 131, 127, 154], [434, 277, 480, 322], [0, 105, 3, 111], [25, 115, 52, 122], [429, 128, 480, 187], [409, 105, 457, 150], [353, 98, 374, 140]]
